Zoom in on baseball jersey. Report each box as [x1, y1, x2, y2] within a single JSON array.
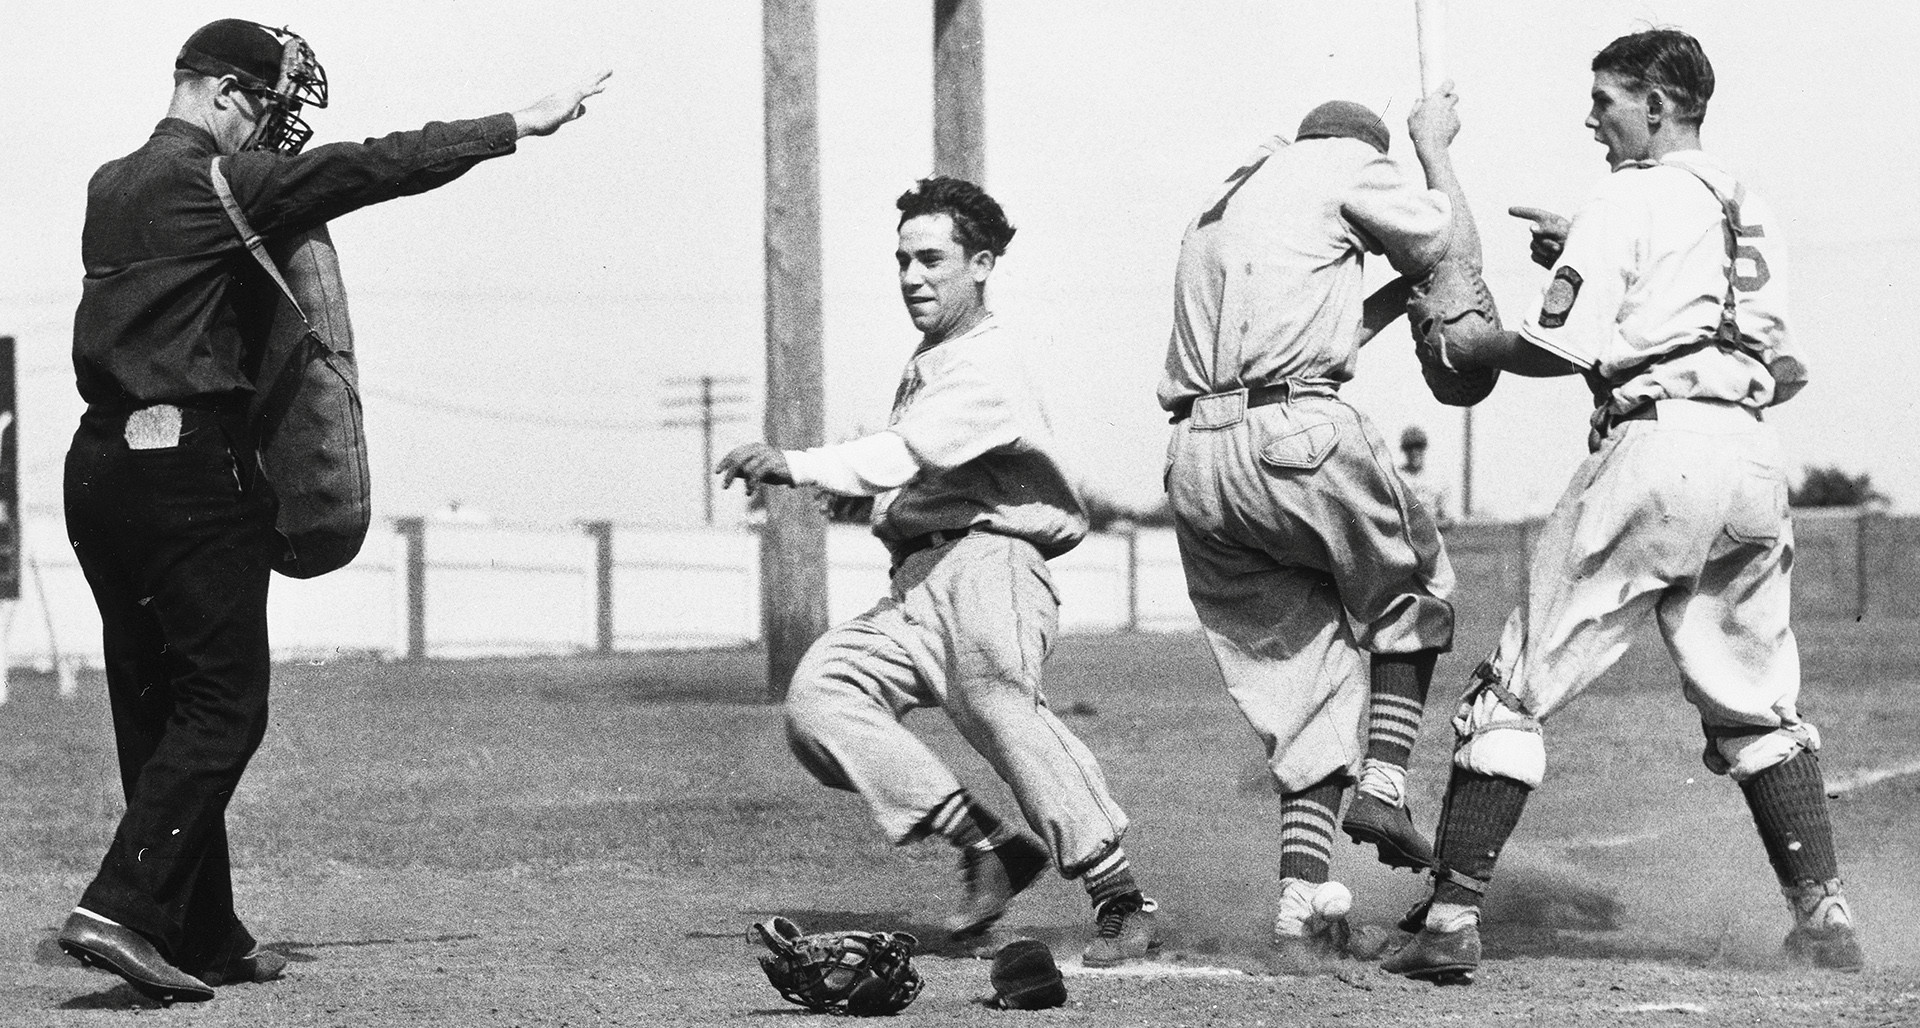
[[1159, 135, 1453, 409], [785, 315, 1089, 560], [1519, 150, 1796, 409]]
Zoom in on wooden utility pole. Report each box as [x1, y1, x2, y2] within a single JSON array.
[[663, 374, 748, 526], [933, 0, 986, 183], [762, 0, 829, 699]]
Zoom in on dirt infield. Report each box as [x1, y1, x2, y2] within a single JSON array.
[[3, 609, 1918, 1026]]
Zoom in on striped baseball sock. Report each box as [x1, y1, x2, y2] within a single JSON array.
[[1278, 777, 1344, 883], [927, 790, 1013, 851], [1740, 751, 1841, 888], [1360, 652, 1437, 804], [1080, 847, 1140, 909]]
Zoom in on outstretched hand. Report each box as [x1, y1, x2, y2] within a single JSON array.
[[1408, 80, 1461, 153], [716, 442, 794, 496], [514, 69, 613, 138], [1509, 206, 1570, 269]]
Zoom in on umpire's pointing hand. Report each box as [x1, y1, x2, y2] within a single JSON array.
[[514, 69, 614, 139], [716, 442, 795, 496]]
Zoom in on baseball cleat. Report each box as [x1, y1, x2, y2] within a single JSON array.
[[1341, 793, 1434, 871], [1783, 882, 1865, 972], [945, 833, 1050, 939], [1082, 892, 1161, 967], [1382, 923, 1480, 985], [57, 912, 216, 1004], [198, 946, 290, 987]]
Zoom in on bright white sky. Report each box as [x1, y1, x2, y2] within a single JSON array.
[[3, 2, 1915, 526]]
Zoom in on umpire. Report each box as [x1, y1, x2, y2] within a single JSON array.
[[56, 19, 607, 1002]]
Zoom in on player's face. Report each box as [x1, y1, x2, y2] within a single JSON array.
[[1586, 71, 1653, 169], [897, 213, 993, 342]]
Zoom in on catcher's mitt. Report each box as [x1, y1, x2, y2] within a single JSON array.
[[752, 917, 923, 1017], [1408, 260, 1502, 407]]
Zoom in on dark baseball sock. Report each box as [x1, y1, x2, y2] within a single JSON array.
[[1740, 751, 1841, 888], [1080, 847, 1139, 909], [1366, 651, 1438, 768], [927, 790, 1011, 851], [1278, 775, 1344, 883], [1431, 768, 1531, 907]]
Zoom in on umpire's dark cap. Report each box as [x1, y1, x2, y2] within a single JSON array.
[[176, 19, 284, 90], [1297, 100, 1391, 155]]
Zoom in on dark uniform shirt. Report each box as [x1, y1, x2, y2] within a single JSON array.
[[73, 114, 518, 412]]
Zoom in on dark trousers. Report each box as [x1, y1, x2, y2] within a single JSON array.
[[63, 407, 277, 974]]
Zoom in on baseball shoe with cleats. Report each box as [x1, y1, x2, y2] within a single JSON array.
[[198, 946, 289, 987], [1341, 793, 1434, 871], [1382, 922, 1479, 985], [944, 833, 1050, 939], [1082, 891, 1160, 967], [1269, 878, 1353, 970], [1783, 881, 1864, 972]]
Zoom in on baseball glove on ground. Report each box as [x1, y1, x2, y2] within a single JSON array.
[[1408, 260, 1502, 407], [752, 917, 923, 1016]]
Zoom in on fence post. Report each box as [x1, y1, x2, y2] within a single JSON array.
[[582, 519, 614, 654], [1122, 521, 1140, 633], [394, 516, 427, 660]]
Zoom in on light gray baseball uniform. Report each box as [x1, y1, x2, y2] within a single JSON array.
[[1453, 151, 1813, 787], [781, 315, 1129, 875], [1160, 134, 1459, 793]]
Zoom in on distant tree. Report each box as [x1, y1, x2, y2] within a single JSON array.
[[1790, 466, 1888, 508]]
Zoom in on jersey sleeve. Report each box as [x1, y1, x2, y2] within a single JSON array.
[[226, 114, 520, 239], [784, 431, 922, 496], [1341, 154, 1453, 277], [1518, 180, 1639, 369], [888, 348, 1025, 471]]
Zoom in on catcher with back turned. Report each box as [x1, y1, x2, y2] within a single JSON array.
[[1386, 29, 1858, 984], [719, 177, 1161, 967], [1158, 99, 1469, 966]]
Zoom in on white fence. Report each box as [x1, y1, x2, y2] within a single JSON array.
[[3, 511, 1199, 670]]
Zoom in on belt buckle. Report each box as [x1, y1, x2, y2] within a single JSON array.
[[1189, 389, 1248, 430]]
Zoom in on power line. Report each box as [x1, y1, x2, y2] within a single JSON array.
[[361, 385, 666, 431]]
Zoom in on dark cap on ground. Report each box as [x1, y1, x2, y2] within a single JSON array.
[[1401, 425, 1430, 449], [176, 19, 284, 89], [987, 939, 1067, 1010], [1297, 100, 1390, 155]]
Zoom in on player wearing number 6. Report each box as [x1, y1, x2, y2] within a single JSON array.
[[1385, 29, 1860, 984]]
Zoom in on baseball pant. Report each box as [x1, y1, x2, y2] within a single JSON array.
[[64, 407, 278, 975], [1166, 390, 1455, 793], [784, 531, 1129, 874], [1455, 399, 1805, 784]]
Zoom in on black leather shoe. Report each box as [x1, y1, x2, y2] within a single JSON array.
[[57, 913, 215, 1004], [199, 947, 289, 987], [1341, 793, 1435, 871]]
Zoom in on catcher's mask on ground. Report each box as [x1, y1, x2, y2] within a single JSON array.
[[178, 20, 329, 154]]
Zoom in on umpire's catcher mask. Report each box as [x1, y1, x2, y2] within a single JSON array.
[[177, 19, 329, 155]]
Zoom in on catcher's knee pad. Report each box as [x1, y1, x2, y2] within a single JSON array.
[[1450, 663, 1545, 788], [1703, 721, 1821, 781]]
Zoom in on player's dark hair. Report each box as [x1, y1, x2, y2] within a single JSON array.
[[896, 177, 1016, 257], [1593, 29, 1713, 126]]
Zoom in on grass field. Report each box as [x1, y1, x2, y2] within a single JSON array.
[[3, 593, 1918, 1027]]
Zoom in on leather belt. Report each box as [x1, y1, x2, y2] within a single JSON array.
[[1168, 382, 1297, 424], [892, 526, 981, 568], [1592, 397, 1760, 445]]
